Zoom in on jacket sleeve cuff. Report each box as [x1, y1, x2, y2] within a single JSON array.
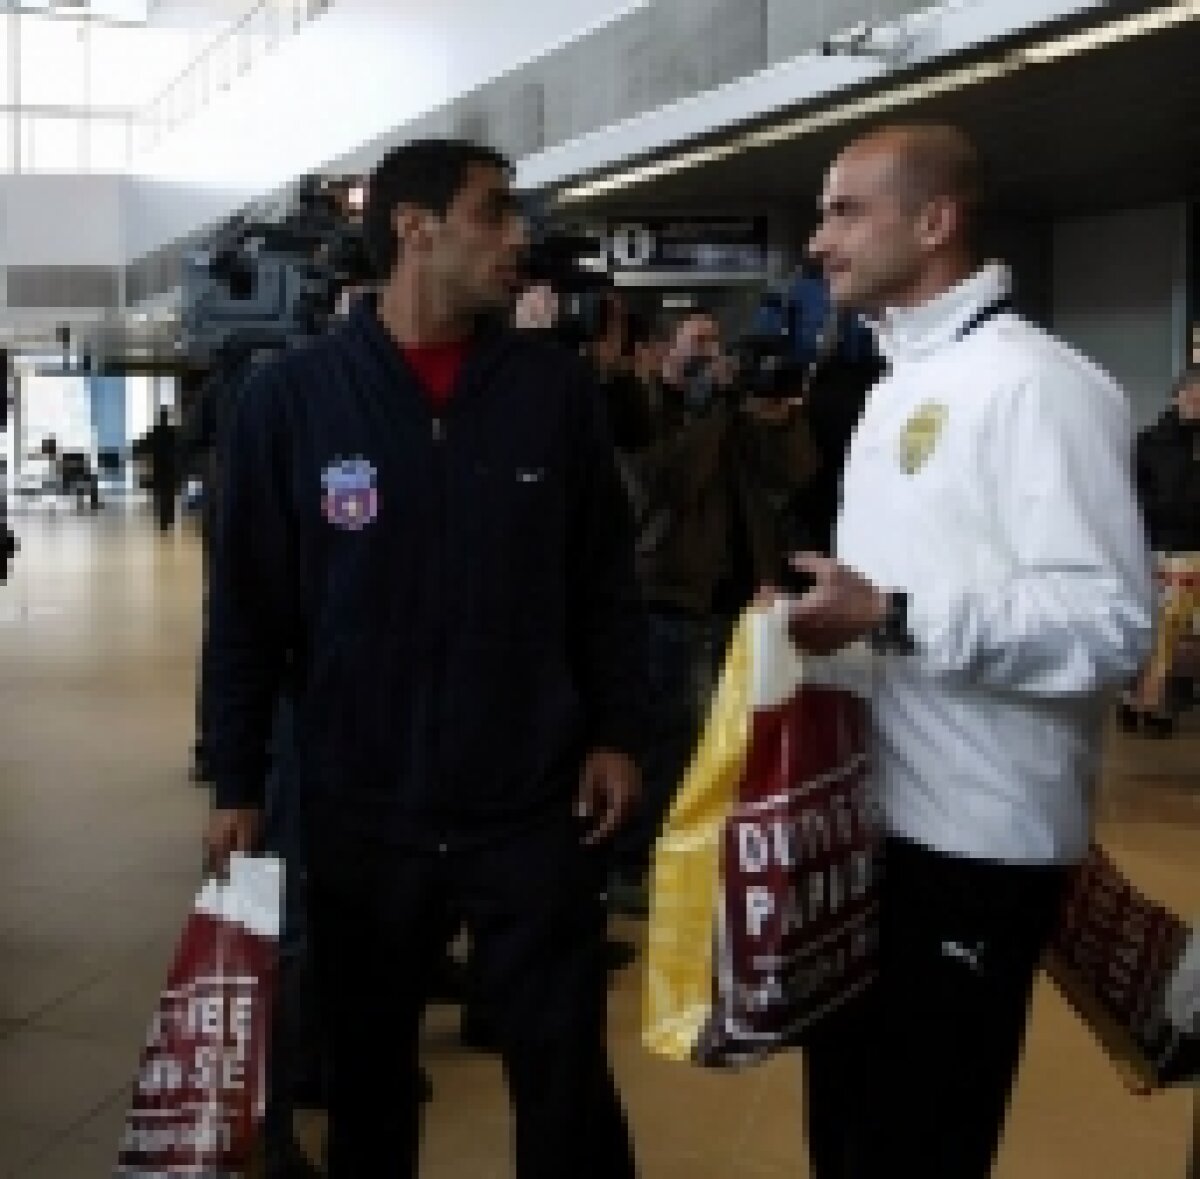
[[587, 714, 643, 762], [213, 769, 268, 812], [905, 581, 971, 673]]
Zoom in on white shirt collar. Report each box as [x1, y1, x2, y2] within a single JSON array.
[[871, 262, 1013, 366]]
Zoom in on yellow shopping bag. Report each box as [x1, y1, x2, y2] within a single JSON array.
[[644, 603, 876, 1067]]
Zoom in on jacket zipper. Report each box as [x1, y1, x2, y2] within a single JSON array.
[[430, 413, 448, 850]]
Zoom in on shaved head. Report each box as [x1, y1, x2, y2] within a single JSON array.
[[845, 124, 982, 224], [808, 123, 984, 313]]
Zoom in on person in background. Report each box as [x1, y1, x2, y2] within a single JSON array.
[[786, 122, 1152, 1179], [144, 406, 179, 532], [40, 435, 100, 512], [202, 138, 643, 1178], [1121, 366, 1200, 734], [1136, 366, 1200, 551], [609, 309, 819, 913]]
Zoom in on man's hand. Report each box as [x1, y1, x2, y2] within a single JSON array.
[[740, 395, 794, 424], [576, 748, 641, 845], [513, 283, 559, 331], [204, 807, 263, 878], [780, 553, 887, 656]]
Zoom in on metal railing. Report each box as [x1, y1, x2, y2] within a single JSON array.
[[2, 0, 333, 172], [136, 0, 332, 155]]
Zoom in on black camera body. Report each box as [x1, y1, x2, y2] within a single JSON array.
[[682, 330, 808, 412], [731, 332, 810, 399], [174, 178, 374, 509], [181, 176, 372, 365]]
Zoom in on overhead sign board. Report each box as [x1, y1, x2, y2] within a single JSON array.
[[605, 216, 769, 286]]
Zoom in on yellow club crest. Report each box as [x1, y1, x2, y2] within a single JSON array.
[[898, 402, 948, 474]]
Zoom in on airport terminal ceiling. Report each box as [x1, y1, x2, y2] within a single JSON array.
[[0, 0, 299, 173], [554, 9, 1200, 225]]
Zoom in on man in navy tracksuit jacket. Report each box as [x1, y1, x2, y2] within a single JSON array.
[[203, 140, 644, 1177]]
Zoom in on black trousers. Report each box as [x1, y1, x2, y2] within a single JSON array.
[[804, 836, 1070, 1179], [153, 485, 176, 531], [306, 815, 635, 1179]]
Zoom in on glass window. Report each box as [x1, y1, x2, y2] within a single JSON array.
[[211, 35, 235, 94], [126, 374, 155, 446], [0, 111, 13, 175], [89, 25, 194, 109], [90, 116, 129, 173], [22, 113, 82, 173], [2, 0, 321, 173], [19, 16, 89, 110], [0, 18, 10, 102], [21, 371, 95, 462]]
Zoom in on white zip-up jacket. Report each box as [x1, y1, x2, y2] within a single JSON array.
[[836, 263, 1153, 864]]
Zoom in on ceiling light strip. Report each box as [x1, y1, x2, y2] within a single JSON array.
[[556, 0, 1200, 204]]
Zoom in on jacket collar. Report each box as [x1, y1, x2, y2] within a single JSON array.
[[871, 262, 1013, 367], [343, 292, 513, 412]]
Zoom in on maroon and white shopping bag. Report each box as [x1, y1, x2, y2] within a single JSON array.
[[115, 854, 282, 1177]]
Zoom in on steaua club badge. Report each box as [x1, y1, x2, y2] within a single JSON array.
[[321, 457, 379, 531], [897, 402, 948, 475]]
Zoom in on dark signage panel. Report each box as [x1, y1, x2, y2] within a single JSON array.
[[606, 216, 769, 284]]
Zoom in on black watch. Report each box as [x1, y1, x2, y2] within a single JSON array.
[[870, 590, 916, 655]]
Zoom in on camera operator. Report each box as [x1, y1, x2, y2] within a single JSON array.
[[610, 309, 819, 909]]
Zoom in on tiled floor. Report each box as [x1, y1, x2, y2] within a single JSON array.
[[0, 509, 1197, 1177]]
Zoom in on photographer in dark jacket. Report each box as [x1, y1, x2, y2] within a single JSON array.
[[610, 310, 818, 906], [1135, 366, 1200, 553], [1122, 366, 1200, 732], [144, 406, 180, 531], [203, 139, 643, 1178]]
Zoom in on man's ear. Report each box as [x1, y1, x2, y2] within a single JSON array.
[[393, 204, 437, 254], [916, 197, 958, 251]]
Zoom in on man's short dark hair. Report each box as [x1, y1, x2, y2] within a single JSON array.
[[363, 138, 512, 278]]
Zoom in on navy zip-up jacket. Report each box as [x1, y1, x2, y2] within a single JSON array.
[[203, 296, 645, 848]]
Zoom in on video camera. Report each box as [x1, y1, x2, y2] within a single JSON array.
[[682, 297, 810, 411], [520, 202, 612, 350], [180, 174, 372, 365]]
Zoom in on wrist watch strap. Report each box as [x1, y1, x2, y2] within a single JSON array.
[[871, 590, 916, 654]]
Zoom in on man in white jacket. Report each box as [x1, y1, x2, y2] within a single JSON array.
[[786, 124, 1153, 1177]]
